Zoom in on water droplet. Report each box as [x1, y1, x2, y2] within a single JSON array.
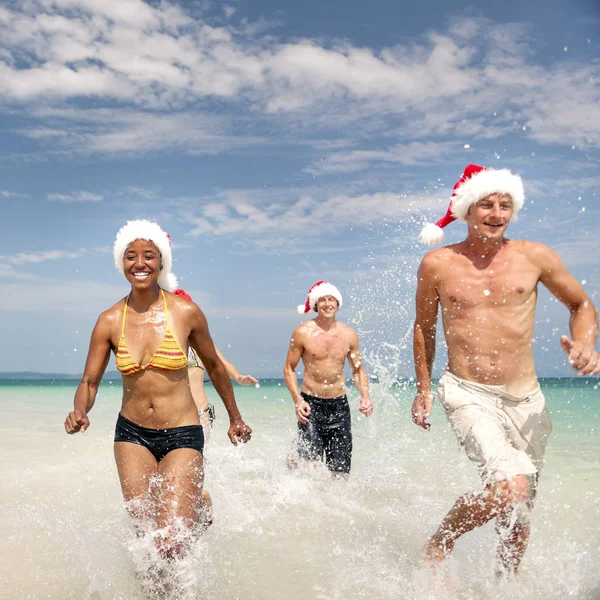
[[255, 383, 260, 388], [483, 290, 491, 296], [463, 143, 470, 149]]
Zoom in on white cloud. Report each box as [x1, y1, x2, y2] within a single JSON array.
[[305, 141, 458, 175], [0, 280, 127, 314], [0, 4, 597, 156], [183, 187, 441, 253], [47, 190, 104, 202], [5, 249, 86, 265], [18, 127, 68, 139], [223, 5, 236, 19], [1, 190, 30, 198], [24, 107, 266, 156]]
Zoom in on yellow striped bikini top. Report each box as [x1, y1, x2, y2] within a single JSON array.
[[115, 290, 188, 375]]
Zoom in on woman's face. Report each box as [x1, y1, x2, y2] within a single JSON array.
[[123, 239, 161, 289]]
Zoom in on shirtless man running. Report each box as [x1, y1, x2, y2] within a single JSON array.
[[412, 164, 599, 576], [284, 281, 373, 476]]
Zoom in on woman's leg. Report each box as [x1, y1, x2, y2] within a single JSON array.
[[114, 442, 159, 524], [198, 409, 212, 447], [155, 448, 205, 560]]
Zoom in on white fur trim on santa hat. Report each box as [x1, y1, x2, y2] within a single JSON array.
[[113, 219, 178, 292], [297, 282, 343, 314], [419, 223, 445, 246], [451, 168, 524, 221]]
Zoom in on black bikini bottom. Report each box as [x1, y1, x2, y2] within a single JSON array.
[[114, 413, 204, 462]]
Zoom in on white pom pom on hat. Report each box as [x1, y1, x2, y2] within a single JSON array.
[[113, 219, 179, 292], [297, 281, 343, 314], [419, 163, 525, 246]]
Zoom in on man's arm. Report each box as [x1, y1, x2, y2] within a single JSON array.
[[216, 347, 259, 386], [188, 305, 252, 445], [65, 313, 112, 434], [412, 253, 441, 429], [283, 329, 311, 424], [347, 331, 373, 417], [535, 243, 599, 376]]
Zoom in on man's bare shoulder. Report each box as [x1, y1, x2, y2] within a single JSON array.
[[418, 244, 462, 277], [291, 320, 313, 338], [334, 320, 357, 337], [507, 239, 556, 266]]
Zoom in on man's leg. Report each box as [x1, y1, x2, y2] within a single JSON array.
[[297, 398, 325, 468], [494, 511, 530, 576], [495, 387, 551, 576], [324, 397, 352, 478], [431, 376, 539, 565], [425, 474, 530, 563], [494, 474, 538, 576]]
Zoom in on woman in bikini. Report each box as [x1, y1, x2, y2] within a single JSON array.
[[173, 288, 258, 447], [64, 219, 252, 560]]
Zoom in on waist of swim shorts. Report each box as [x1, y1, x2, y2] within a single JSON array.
[[441, 370, 541, 403], [116, 413, 203, 436], [301, 392, 348, 404]]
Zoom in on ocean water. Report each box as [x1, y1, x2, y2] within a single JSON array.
[[0, 378, 598, 600]]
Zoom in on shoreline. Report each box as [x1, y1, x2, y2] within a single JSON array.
[[0, 375, 597, 388]]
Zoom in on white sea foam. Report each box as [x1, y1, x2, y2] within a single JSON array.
[[0, 381, 598, 599]]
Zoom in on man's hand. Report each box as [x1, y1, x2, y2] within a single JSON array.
[[237, 374, 259, 386], [228, 418, 252, 446], [295, 400, 311, 424], [64, 410, 90, 434], [560, 335, 600, 376], [359, 397, 373, 417], [412, 392, 434, 430]]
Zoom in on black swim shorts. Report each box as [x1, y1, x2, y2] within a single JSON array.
[[297, 392, 352, 474], [114, 413, 204, 462]]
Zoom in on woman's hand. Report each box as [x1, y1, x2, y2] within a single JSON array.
[[236, 374, 258, 386], [64, 410, 90, 434], [228, 418, 252, 445]]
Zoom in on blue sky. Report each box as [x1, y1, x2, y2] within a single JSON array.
[[0, 0, 598, 378]]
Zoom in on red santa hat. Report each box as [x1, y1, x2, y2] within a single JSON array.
[[419, 164, 525, 246], [113, 219, 178, 291], [174, 289, 193, 301], [297, 281, 343, 314]]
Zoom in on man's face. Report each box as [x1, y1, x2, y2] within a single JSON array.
[[466, 193, 514, 241], [315, 295, 339, 317]]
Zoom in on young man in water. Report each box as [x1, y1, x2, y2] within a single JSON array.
[[412, 164, 599, 576], [284, 281, 373, 477]]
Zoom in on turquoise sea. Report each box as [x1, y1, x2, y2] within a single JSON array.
[[0, 378, 598, 600]]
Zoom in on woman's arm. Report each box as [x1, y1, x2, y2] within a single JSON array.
[[216, 347, 258, 385], [65, 313, 113, 434]]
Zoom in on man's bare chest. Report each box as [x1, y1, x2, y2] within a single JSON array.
[[438, 262, 539, 310], [303, 332, 349, 362]]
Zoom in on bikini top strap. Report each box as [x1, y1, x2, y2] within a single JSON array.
[[161, 289, 171, 330], [121, 295, 130, 336]]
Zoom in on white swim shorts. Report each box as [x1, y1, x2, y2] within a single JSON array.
[[437, 370, 553, 486]]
